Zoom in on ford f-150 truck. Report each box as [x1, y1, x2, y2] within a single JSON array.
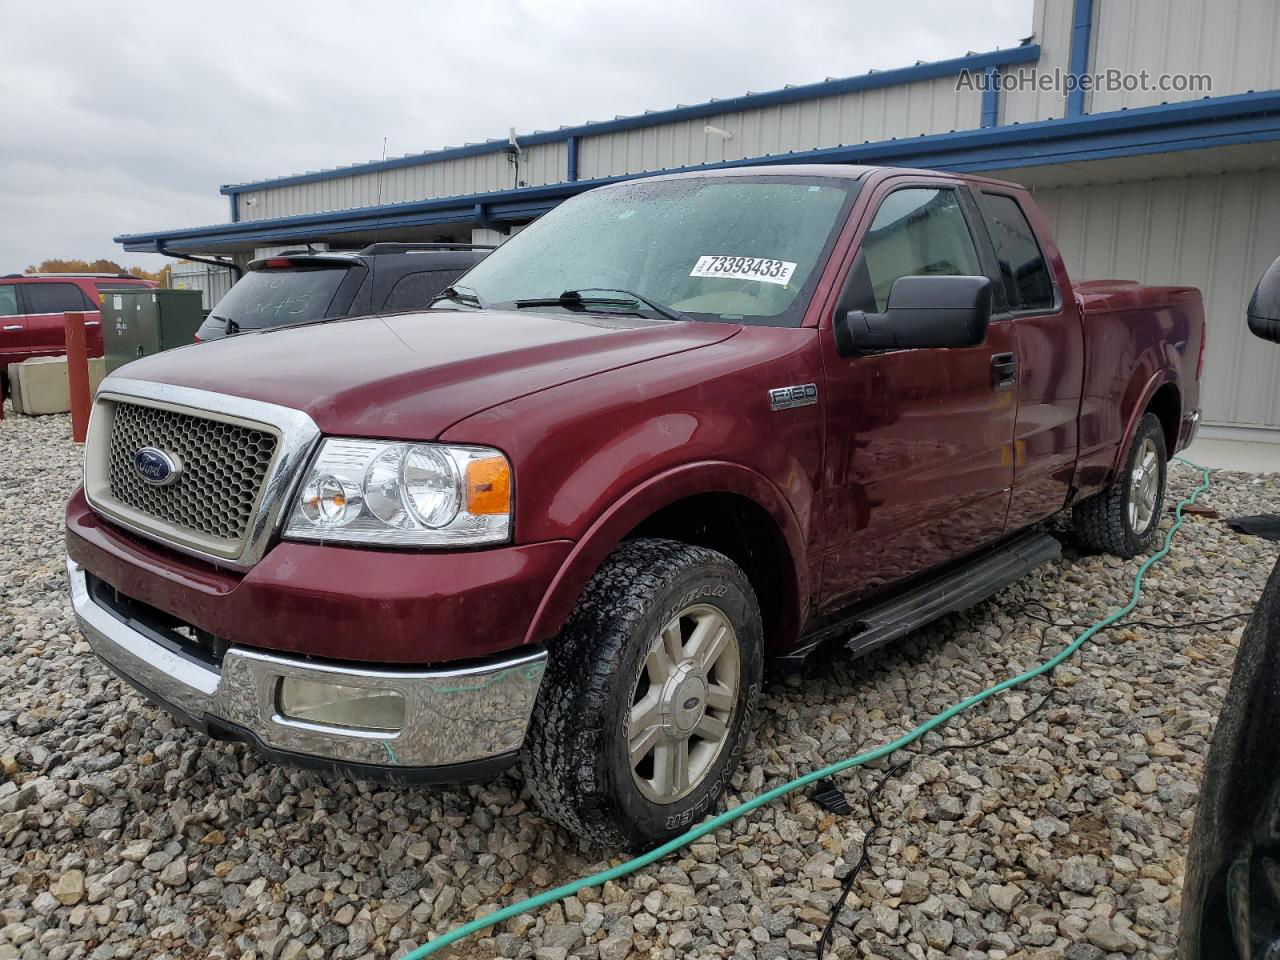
[[65, 165, 1205, 847]]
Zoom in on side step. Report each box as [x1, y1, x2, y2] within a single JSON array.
[[783, 530, 1062, 665]]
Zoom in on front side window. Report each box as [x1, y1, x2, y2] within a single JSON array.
[[860, 188, 983, 312], [452, 175, 859, 327], [24, 282, 92, 314], [0, 284, 17, 317], [979, 193, 1055, 310]]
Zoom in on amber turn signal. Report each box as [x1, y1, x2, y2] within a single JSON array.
[[465, 456, 511, 515]]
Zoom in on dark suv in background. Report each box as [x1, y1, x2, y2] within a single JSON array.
[[194, 243, 491, 341]]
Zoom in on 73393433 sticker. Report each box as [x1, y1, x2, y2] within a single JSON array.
[[689, 255, 797, 287]]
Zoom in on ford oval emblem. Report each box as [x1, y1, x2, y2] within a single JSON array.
[[682, 696, 701, 711], [133, 447, 182, 486]]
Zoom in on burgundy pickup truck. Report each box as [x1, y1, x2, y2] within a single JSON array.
[[66, 165, 1205, 846]]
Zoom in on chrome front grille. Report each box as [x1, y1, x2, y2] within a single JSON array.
[[107, 402, 278, 545], [83, 378, 321, 568]]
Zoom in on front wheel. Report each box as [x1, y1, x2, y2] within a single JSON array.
[[1072, 412, 1168, 557], [521, 538, 763, 848]]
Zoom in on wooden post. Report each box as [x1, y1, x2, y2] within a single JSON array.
[[64, 311, 91, 443]]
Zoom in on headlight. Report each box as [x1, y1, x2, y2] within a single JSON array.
[[284, 439, 511, 547]]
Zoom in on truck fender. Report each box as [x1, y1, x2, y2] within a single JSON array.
[[523, 460, 810, 650], [1112, 370, 1180, 478]]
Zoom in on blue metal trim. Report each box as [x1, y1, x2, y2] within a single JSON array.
[[119, 91, 1280, 254], [1067, 0, 1095, 118], [228, 194, 239, 224], [217, 45, 1041, 195], [566, 135, 579, 182], [980, 66, 1000, 128]]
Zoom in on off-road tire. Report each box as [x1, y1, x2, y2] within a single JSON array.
[[521, 538, 763, 848], [1072, 412, 1168, 557]]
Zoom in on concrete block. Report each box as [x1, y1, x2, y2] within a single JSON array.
[[8, 356, 106, 416]]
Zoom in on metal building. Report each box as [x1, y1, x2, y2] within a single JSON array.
[[118, 0, 1280, 444], [168, 259, 234, 310]]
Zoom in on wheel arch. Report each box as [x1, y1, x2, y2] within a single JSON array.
[[523, 462, 809, 655], [1111, 372, 1181, 479]]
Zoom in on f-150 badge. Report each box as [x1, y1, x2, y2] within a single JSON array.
[[769, 383, 818, 411]]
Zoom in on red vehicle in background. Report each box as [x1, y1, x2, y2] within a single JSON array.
[[0, 273, 158, 371]]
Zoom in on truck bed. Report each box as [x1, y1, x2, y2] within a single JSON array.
[[1072, 278, 1205, 497], [1074, 278, 1203, 313]]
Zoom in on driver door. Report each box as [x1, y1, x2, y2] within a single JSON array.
[[818, 181, 1018, 611]]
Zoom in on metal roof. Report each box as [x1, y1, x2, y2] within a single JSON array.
[[217, 45, 1040, 196], [116, 91, 1280, 255]]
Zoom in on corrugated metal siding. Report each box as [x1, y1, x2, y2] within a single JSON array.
[[577, 75, 983, 180], [169, 262, 234, 310], [235, 142, 568, 222], [1090, 0, 1280, 113], [1002, 0, 1075, 124], [1029, 169, 1280, 429]]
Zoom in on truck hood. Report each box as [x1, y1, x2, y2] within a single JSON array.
[[114, 308, 740, 439]]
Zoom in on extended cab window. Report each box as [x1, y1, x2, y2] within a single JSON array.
[[24, 282, 93, 314], [453, 175, 858, 327], [861, 188, 982, 311], [979, 193, 1055, 310], [0, 285, 17, 317]]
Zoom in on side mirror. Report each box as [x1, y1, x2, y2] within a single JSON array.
[[838, 275, 992, 355], [1248, 255, 1280, 343]]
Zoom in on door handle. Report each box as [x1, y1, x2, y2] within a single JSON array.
[[991, 352, 1018, 390], [2, 324, 21, 332], [84, 320, 100, 326]]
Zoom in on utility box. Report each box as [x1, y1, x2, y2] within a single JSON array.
[[101, 289, 204, 373]]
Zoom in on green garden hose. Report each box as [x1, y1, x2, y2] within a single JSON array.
[[404, 457, 1213, 959]]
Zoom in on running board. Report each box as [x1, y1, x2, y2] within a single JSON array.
[[782, 530, 1062, 665]]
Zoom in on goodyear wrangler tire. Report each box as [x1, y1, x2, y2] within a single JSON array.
[[1072, 412, 1168, 558], [521, 538, 763, 848]]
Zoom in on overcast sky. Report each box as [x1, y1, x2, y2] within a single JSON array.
[[0, 0, 1032, 273]]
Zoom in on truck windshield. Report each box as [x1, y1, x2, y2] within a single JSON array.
[[454, 175, 859, 327], [205, 267, 348, 333]]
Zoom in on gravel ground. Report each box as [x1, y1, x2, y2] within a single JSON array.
[[1, 404, 1278, 960]]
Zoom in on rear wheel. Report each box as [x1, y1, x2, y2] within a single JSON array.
[[1072, 412, 1168, 557], [521, 538, 763, 847]]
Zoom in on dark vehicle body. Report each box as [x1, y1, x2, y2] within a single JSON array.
[[0, 273, 157, 369], [1179, 258, 1280, 959], [66, 165, 1207, 844], [194, 243, 490, 341]]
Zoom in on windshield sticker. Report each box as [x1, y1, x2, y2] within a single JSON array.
[[690, 255, 797, 287]]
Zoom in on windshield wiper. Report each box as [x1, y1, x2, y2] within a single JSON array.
[[428, 285, 487, 309], [510, 288, 691, 324], [208, 314, 240, 336]]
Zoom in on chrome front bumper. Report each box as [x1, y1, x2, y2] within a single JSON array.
[[67, 558, 546, 777]]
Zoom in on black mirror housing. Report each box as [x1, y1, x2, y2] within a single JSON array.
[[1248, 255, 1280, 343], [837, 275, 992, 355]]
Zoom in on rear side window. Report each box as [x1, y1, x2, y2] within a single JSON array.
[[0, 284, 17, 317], [208, 268, 348, 331], [860, 188, 983, 311], [381, 269, 468, 312], [979, 193, 1055, 311], [24, 282, 93, 314]]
